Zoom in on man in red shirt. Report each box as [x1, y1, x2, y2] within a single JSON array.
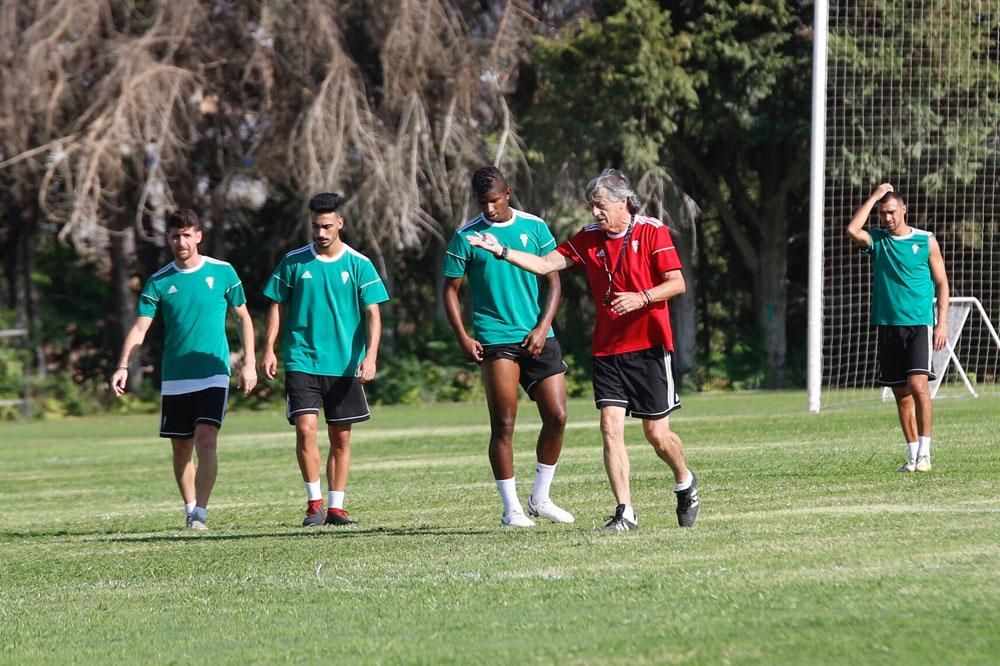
[[468, 168, 699, 531]]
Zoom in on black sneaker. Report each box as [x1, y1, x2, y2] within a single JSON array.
[[303, 505, 325, 527], [595, 504, 638, 532], [675, 471, 699, 527], [323, 508, 356, 526]]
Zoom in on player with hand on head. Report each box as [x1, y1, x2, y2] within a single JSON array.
[[262, 192, 390, 527], [468, 168, 699, 532], [111, 209, 257, 531], [846, 183, 950, 472], [442, 166, 572, 528]]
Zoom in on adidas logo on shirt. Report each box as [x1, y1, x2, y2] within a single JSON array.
[[168, 285, 179, 294], [302, 271, 313, 279]]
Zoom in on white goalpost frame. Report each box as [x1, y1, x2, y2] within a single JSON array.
[[807, 0, 828, 414], [808, 1, 999, 412]]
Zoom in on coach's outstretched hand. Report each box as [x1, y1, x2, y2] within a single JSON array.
[[467, 231, 502, 257]]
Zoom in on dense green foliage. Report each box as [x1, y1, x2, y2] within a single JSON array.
[[3, 393, 999, 663], [2, 1, 997, 414]]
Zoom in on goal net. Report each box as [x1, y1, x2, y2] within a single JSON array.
[[816, 0, 1000, 409]]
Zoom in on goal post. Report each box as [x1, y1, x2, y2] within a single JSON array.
[[809, 0, 1000, 411], [878, 297, 1000, 401]]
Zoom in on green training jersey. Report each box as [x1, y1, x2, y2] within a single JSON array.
[[136, 256, 246, 394], [441, 209, 557, 345], [264, 243, 390, 376], [865, 227, 936, 326]]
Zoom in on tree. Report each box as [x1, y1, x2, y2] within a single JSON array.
[[522, 0, 702, 375], [667, 0, 814, 388]]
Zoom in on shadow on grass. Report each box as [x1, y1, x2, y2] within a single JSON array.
[[2, 525, 493, 542]]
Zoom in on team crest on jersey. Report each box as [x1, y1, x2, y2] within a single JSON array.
[[520, 234, 529, 247], [167, 285, 179, 294], [341, 271, 350, 284], [205, 276, 214, 289], [912, 244, 919, 254], [302, 270, 313, 279], [631, 240, 639, 253]]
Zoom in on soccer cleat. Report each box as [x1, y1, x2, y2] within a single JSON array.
[[915, 455, 932, 472], [303, 502, 325, 527], [898, 459, 917, 473], [675, 471, 700, 527], [595, 504, 638, 532], [527, 497, 575, 524], [324, 508, 356, 526], [501, 510, 535, 528]]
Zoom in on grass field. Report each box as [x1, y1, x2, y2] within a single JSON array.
[[2, 391, 999, 664]]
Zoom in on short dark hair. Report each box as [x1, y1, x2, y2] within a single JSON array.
[[308, 192, 344, 214], [471, 166, 507, 196], [880, 191, 906, 208], [167, 209, 201, 231]]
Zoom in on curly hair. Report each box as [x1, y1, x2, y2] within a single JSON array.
[[471, 166, 507, 196]]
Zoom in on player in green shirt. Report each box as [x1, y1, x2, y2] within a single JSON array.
[[847, 183, 950, 472], [442, 166, 573, 528], [262, 192, 390, 527], [111, 209, 258, 531]]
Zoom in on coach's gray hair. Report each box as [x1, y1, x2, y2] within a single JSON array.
[[585, 168, 641, 214]]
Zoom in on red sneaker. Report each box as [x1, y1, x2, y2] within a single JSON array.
[[324, 508, 356, 526], [303, 500, 324, 527]]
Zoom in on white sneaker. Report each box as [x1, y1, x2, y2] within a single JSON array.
[[915, 455, 932, 472], [501, 510, 535, 528], [527, 497, 575, 524], [187, 513, 208, 531], [897, 459, 917, 473], [186, 512, 208, 531]]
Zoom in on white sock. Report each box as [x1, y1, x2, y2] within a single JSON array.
[[184, 500, 196, 516], [305, 480, 322, 501], [191, 506, 207, 522], [906, 442, 919, 461], [621, 505, 637, 523], [328, 490, 345, 510], [531, 462, 557, 504], [674, 469, 693, 492], [496, 477, 522, 516], [917, 436, 931, 459]]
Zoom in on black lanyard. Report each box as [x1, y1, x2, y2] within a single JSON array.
[[602, 216, 635, 306]]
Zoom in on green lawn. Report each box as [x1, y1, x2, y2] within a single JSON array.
[[2, 392, 999, 664]]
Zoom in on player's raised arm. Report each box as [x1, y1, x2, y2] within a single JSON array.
[[467, 231, 572, 275], [847, 183, 894, 248]]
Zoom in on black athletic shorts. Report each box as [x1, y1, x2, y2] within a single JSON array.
[[592, 346, 680, 420], [481, 338, 568, 399], [285, 371, 371, 425], [876, 325, 936, 386], [159, 386, 229, 439]]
